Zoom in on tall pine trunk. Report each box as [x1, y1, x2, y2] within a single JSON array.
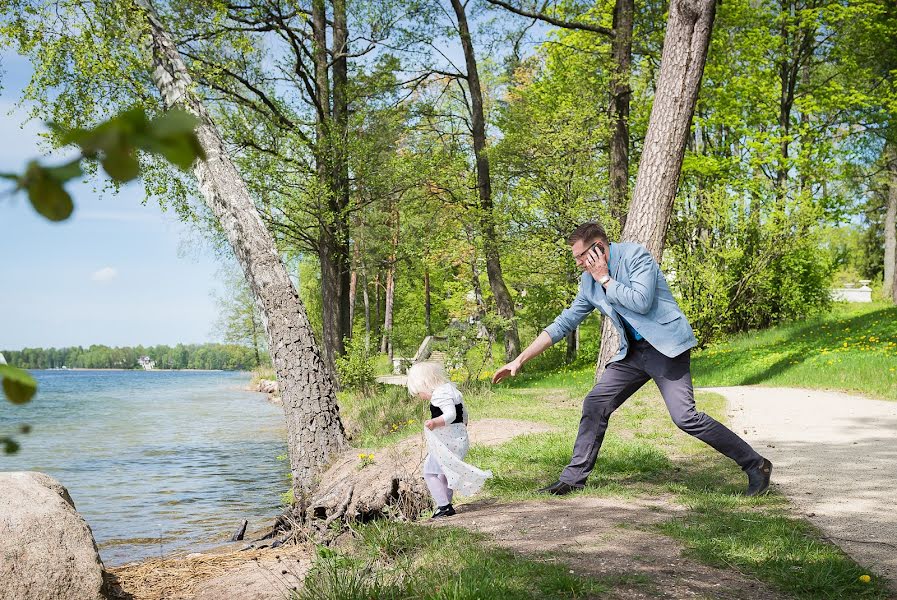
[[380, 201, 399, 358], [596, 0, 718, 380], [311, 0, 351, 377], [450, 0, 521, 361], [137, 0, 346, 502], [608, 0, 634, 232]]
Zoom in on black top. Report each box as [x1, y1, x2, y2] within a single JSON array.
[[429, 402, 464, 424]]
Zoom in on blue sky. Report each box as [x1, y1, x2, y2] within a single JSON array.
[[1, 51, 224, 350]]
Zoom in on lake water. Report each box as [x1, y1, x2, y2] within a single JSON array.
[[0, 370, 288, 565]]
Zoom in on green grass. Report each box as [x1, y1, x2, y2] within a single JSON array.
[[338, 384, 429, 447], [328, 303, 896, 598], [293, 521, 611, 599], [692, 302, 897, 400], [339, 375, 891, 597], [659, 495, 887, 599]]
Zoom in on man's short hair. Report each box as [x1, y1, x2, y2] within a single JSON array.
[[567, 222, 609, 246]]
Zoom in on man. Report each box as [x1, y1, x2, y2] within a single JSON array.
[[492, 222, 772, 496]]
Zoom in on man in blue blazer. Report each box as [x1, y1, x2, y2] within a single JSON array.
[[492, 222, 772, 496]]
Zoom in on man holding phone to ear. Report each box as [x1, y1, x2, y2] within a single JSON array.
[[492, 222, 772, 497]]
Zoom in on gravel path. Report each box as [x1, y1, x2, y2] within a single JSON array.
[[706, 386, 897, 591]]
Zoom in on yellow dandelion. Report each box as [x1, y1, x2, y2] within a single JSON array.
[[859, 574, 871, 583]]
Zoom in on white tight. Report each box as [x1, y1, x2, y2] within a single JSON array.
[[424, 473, 453, 507]]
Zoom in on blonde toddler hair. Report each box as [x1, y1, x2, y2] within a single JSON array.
[[406, 361, 450, 397]]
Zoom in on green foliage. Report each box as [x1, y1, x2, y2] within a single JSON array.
[[669, 191, 835, 344], [434, 321, 504, 384], [2, 344, 266, 371], [335, 335, 377, 395], [0, 365, 37, 405], [1, 108, 203, 222], [0, 364, 36, 455], [212, 263, 267, 367]]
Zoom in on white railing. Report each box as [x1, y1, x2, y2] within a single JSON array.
[[831, 280, 872, 303]]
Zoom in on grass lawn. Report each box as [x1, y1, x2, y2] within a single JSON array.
[[315, 302, 895, 598], [691, 302, 897, 400]]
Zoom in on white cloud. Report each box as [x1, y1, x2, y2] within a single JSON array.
[[91, 267, 118, 282]]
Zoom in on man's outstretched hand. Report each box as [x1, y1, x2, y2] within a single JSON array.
[[492, 359, 522, 384]]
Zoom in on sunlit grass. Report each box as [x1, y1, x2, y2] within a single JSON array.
[[328, 303, 894, 598], [692, 302, 897, 400]]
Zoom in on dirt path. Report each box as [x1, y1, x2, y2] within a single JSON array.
[[438, 496, 784, 599], [710, 386, 897, 591]]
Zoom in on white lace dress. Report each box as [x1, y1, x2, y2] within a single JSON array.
[[423, 383, 492, 497]]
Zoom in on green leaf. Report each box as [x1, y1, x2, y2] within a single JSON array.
[[144, 110, 205, 170], [149, 110, 200, 137], [1, 437, 20, 455], [45, 160, 84, 183], [100, 146, 140, 182], [0, 365, 37, 405], [155, 136, 204, 171], [24, 162, 74, 221]]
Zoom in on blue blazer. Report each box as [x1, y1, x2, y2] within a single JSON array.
[[543, 242, 697, 363]]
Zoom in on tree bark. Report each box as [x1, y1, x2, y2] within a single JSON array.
[[380, 201, 399, 358], [424, 267, 432, 335], [349, 242, 358, 336], [596, 0, 718, 380], [564, 329, 577, 364], [311, 0, 351, 376], [608, 0, 634, 232], [450, 0, 521, 361], [332, 0, 353, 355], [381, 266, 396, 358], [884, 142, 897, 303], [137, 0, 346, 503], [320, 237, 345, 376], [363, 274, 371, 350]]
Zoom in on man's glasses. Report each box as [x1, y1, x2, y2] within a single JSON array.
[[573, 241, 601, 262]]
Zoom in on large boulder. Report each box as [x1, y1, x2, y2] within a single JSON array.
[[0, 472, 106, 600]]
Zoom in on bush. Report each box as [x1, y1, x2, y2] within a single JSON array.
[[335, 335, 376, 395]]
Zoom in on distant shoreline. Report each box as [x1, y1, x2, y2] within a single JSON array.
[[32, 368, 248, 373]]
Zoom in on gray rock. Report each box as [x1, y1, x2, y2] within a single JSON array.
[[0, 472, 106, 600]]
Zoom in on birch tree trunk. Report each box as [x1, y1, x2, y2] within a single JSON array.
[[138, 0, 346, 503], [450, 0, 521, 361], [884, 142, 897, 303], [596, 0, 718, 380]]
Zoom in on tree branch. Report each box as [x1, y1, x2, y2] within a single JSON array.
[[484, 0, 614, 36]]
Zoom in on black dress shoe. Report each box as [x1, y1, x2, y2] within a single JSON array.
[[745, 458, 773, 496], [536, 481, 581, 496], [431, 504, 456, 518]]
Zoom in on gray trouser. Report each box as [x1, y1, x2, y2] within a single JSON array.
[[560, 338, 763, 487]]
